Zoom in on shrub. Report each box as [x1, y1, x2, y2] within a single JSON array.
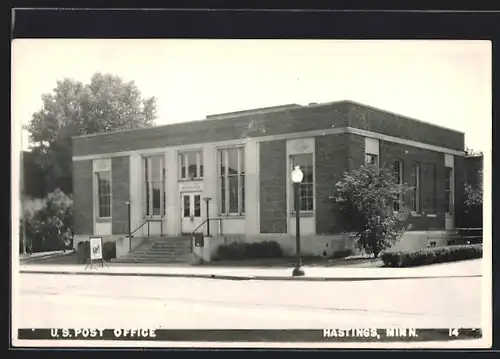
[[380, 244, 482, 268], [102, 241, 116, 261], [215, 241, 283, 261], [21, 189, 73, 253]]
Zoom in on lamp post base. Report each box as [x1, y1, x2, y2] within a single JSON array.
[[292, 266, 305, 277]]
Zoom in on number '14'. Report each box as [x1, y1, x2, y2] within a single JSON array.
[[449, 328, 459, 337]]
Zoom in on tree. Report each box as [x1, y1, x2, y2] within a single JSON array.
[[333, 164, 412, 258], [464, 168, 483, 227], [25, 73, 157, 194]]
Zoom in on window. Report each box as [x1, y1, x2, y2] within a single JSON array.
[[291, 154, 314, 212], [410, 162, 421, 213], [444, 166, 453, 214], [366, 153, 378, 167], [393, 160, 403, 211], [179, 151, 203, 180], [429, 163, 437, 213], [143, 155, 165, 217], [96, 171, 111, 218], [219, 147, 245, 215]]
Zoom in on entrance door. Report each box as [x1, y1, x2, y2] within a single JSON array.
[[181, 193, 203, 234]]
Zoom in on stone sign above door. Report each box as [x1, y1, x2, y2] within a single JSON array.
[[179, 181, 203, 193]]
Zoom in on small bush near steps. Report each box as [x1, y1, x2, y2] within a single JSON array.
[[380, 244, 482, 268]]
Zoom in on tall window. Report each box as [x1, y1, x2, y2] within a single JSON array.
[[393, 159, 403, 211], [410, 162, 421, 213], [96, 171, 111, 218], [444, 166, 453, 214], [291, 154, 314, 212], [219, 147, 245, 215], [179, 151, 203, 180], [429, 163, 437, 213], [143, 155, 165, 217]]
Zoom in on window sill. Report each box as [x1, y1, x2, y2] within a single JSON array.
[[178, 178, 203, 182], [426, 214, 437, 218], [96, 218, 111, 223], [219, 214, 245, 219], [142, 216, 165, 220], [290, 211, 314, 218], [411, 212, 422, 217]]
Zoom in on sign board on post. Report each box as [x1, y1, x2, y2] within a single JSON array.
[[87, 236, 104, 269]]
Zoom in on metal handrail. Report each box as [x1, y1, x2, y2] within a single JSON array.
[[189, 218, 223, 237], [128, 218, 164, 238]]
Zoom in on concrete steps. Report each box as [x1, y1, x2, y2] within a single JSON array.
[[114, 236, 193, 264]]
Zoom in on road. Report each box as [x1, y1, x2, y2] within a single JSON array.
[[15, 273, 482, 330]]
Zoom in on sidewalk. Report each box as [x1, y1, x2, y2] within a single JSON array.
[[18, 259, 482, 281]]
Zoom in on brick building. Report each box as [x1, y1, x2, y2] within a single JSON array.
[[72, 100, 465, 258]]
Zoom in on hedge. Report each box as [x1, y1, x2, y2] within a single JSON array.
[[76, 240, 116, 263], [215, 241, 283, 260], [380, 244, 482, 268]]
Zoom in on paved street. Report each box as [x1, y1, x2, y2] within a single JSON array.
[[16, 273, 482, 329]]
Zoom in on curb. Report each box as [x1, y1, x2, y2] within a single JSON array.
[[19, 252, 73, 263], [19, 270, 482, 282]]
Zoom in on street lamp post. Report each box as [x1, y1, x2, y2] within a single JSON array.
[[126, 201, 132, 252], [291, 165, 305, 277]]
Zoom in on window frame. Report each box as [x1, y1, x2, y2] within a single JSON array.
[[393, 159, 403, 212], [143, 154, 166, 218], [290, 153, 315, 213], [410, 161, 421, 213], [95, 170, 112, 220], [365, 153, 379, 167], [218, 146, 245, 216], [178, 150, 204, 181]]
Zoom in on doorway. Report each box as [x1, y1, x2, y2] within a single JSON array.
[[181, 193, 203, 234]]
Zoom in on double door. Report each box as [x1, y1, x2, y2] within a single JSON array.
[[181, 192, 203, 234]]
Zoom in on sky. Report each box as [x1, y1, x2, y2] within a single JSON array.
[[11, 39, 491, 153]]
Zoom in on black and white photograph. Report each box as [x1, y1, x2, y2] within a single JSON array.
[[11, 38, 491, 348]]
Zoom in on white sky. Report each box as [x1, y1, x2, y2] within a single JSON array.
[[11, 39, 491, 153]]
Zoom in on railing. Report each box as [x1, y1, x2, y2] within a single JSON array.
[[189, 218, 223, 238], [127, 219, 164, 239]]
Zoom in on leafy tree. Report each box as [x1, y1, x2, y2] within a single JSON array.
[[25, 73, 157, 194], [333, 164, 413, 258], [22, 189, 73, 252]]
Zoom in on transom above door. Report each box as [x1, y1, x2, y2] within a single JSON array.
[[181, 192, 203, 234]]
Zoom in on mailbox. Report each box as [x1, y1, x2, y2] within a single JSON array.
[[193, 233, 204, 247]]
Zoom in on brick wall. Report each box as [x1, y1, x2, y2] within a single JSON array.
[[315, 134, 350, 234], [112, 156, 130, 234], [379, 141, 446, 230], [73, 103, 349, 157], [259, 140, 287, 233], [347, 133, 366, 171], [73, 101, 463, 157], [73, 160, 93, 235], [454, 155, 466, 228], [346, 102, 464, 151]]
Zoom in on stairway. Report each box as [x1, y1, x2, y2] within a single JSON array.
[[113, 236, 193, 264]]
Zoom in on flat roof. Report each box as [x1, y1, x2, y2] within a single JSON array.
[[72, 99, 464, 140]]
